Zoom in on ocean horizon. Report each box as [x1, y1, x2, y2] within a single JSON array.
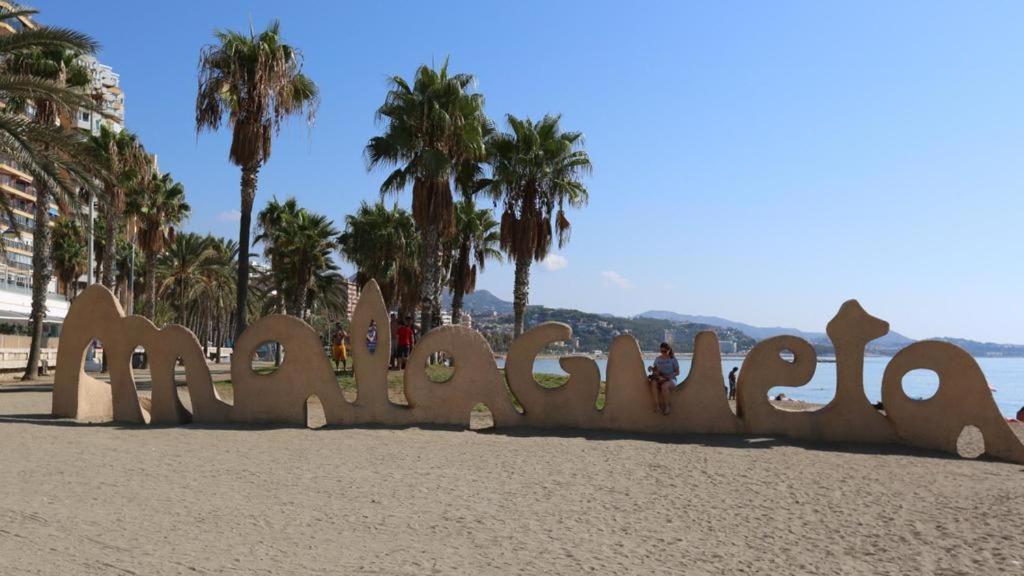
[[499, 355, 1024, 418]]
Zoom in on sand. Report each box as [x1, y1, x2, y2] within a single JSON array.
[[1, 388, 1023, 575]]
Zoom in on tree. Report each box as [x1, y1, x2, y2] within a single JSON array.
[[196, 20, 319, 340], [126, 172, 190, 321], [255, 197, 340, 320], [193, 236, 237, 359], [445, 197, 500, 324], [157, 232, 213, 325], [50, 216, 86, 300], [84, 125, 151, 291], [484, 115, 592, 336], [338, 201, 419, 316], [365, 59, 490, 333], [1, 9, 104, 380]]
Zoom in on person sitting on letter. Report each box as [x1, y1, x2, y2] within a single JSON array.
[[648, 342, 680, 415]]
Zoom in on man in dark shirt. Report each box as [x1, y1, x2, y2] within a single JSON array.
[[396, 318, 415, 370], [728, 367, 739, 400]]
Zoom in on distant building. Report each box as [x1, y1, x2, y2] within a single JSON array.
[[719, 340, 737, 354], [0, 5, 125, 340], [74, 55, 125, 134], [459, 312, 472, 329], [663, 329, 674, 345]]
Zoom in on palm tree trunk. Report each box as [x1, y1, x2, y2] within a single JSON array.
[[101, 195, 116, 289], [214, 316, 222, 364], [419, 225, 442, 335], [145, 251, 157, 321], [177, 276, 186, 325], [450, 243, 470, 325], [235, 164, 258, 340], [22, 189, 52, 381], [512, 253, 531, 338]]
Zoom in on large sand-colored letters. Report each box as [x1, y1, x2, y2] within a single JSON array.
[[51, 284, 1024, 464]]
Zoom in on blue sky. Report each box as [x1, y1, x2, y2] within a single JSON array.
[[39, 1, 1024, 343]]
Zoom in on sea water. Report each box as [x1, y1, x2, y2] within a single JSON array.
[[502, 356, 1024, 418]]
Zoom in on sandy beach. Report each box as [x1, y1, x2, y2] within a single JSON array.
[[1, 387, 1022, 575]]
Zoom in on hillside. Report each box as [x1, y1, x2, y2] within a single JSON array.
[[473, 305, 756, 353], [640, 309, 914, 348], [441, 289, 512, 315]]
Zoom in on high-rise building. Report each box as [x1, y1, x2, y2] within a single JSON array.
[[0, 4, 126, 363]]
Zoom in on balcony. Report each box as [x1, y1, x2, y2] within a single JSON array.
[[1, 236, 32, 253]]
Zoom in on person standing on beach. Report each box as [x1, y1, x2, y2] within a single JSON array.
[[331, 323, 348, 373], [367, 319, 378, 355], [396, 318, 415, 370], [649, 342, 680, 415], [728, 367, 739, 400]]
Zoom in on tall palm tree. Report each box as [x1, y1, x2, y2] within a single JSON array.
[[365, 59, 490, 333], [157, 232, 212, 325], [484, 114, 592, 336], [1, 13, 105, 380], [126, 171, 190, 321], [85, 125, 150, 289], [255, 197, 339, 320], [338, 200, 419, 316], [50, 215, 85, 300], [195, 20, 319, 339], [445, 198, 500, 324]]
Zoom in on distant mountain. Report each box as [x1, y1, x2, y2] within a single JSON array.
[[441, 289, 513, 315], [639, 309, 914, 348], [931, 337, 1024, 358], [437, 293, 1020, 356]]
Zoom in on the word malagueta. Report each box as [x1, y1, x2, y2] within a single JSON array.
[[51, 283, 1024, 464]]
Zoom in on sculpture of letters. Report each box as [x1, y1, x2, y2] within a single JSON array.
[[50, 283, 1024, 464]]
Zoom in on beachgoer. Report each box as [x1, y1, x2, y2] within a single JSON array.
[[331, 323, 348, 372], [396, 318, 414, 370], [728, 367, 739, 400], [367, 319, 378, 354], [389, 312, 399, 369], [648, 342, 680, 415]]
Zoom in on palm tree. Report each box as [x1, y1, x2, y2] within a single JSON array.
[[50, 216, 86, 300], [255, 197, 340, 320], [85, 125, 151, 290], [195, 20, 319, 340], [445, 198, 500, 324], [1, 12, 105, 380], [196, 236, 237, 359], [126, 172, 190, 321], [338, 200, 419, 316], [365, 59, 490, 333], [157, 232, 213, 325], [484, 114, 592, 336]]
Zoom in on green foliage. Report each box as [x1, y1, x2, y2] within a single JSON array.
[[50, 216, 85, 297], [255, 196, 344, 320], [338, 200, 419, 314], [195, 19, 319, 169], [365, 58, 492, 330]]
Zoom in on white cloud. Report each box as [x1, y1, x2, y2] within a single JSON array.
[[601, 270, 632, 289], [217, 210, 241, 222], [541, 253, 568, 271]]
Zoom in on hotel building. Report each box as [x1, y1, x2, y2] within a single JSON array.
[[0, 4, 126, 367]]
